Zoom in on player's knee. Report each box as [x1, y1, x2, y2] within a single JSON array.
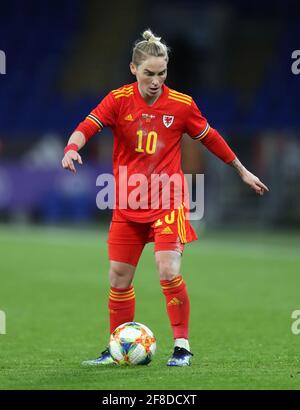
[[156, 252, 181, 280], [109, 261, 135, 287], [157, 261, 179, 281]]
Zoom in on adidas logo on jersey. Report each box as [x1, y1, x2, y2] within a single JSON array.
[[161, 226, 173, 235], [125, 114, 134, 121]]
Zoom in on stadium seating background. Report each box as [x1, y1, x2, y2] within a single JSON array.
[[0, 0, 299, 226]]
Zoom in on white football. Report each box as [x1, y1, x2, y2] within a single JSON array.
[[109, 322, 156, 365]]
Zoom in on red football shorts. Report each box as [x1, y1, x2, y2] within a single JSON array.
[[108, 205, 198, 266]]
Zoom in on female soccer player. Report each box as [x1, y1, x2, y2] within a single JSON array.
[[62, 29, 269, 366]]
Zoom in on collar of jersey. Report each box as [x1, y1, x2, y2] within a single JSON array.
[[133, 81, 167, 109]]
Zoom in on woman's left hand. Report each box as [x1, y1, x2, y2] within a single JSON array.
[[239, 169, 269, 195]]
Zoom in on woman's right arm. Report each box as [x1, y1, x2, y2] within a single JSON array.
[[61, 130, 86, 173], [62, 91, 117, 173]]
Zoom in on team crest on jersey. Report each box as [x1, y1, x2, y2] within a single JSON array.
[[163, 115, 174, 128]]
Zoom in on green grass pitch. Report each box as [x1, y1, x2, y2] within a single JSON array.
[[0, 224, 300, 390]]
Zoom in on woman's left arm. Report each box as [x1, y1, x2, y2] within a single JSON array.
[[229, 157, 269, 196]]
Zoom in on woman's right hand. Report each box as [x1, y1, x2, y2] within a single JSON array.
[[62, 150, 83, 173]]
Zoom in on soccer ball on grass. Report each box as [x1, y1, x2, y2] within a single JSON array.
[[109, 322, 156, 365]]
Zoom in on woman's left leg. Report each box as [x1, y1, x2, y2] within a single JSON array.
[[155, 249, 193, 366]]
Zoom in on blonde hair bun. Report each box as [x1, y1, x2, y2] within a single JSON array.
[[142, 29, 161, 43]]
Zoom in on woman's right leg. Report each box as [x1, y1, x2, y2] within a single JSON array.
[[107, 218, 150, 333], [81, 218, 148, 365], [82, 245, 144, 366], [108, 259, 138, 334]]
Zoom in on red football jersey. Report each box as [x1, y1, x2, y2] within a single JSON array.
[[77, 82, 210, 222]]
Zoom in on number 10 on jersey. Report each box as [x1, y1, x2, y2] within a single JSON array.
[[135, 130, 158, 155]]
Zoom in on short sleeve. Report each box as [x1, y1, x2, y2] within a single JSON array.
[[184, 100, 211, 141]]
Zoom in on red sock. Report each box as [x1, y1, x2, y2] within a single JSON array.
[[160, 275, 190, 339], [108, 286, 135, 334]]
